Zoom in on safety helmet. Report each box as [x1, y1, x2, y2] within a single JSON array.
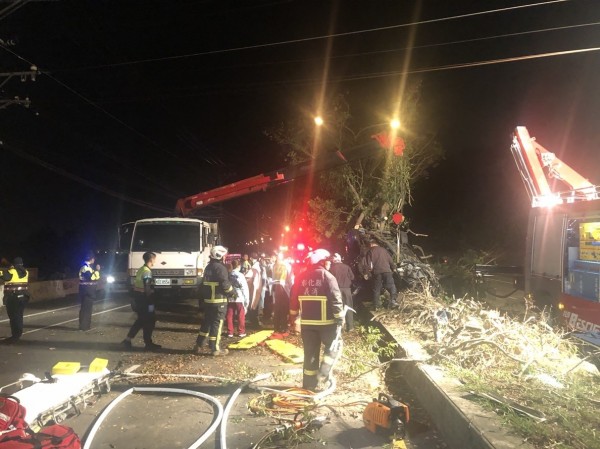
[[332, 253, 342, 263], [210, 245, 228, 260], [309, 248, 330, 265]]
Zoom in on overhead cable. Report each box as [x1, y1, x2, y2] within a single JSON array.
[[2, 141, 172, 214], [0, 44, 216, 180], [58, 0, 572, 71]]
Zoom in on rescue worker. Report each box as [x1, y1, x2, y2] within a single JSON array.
[[245, 252, 263, 329], [194, 245, 234, 356], [78, 251, 101, 331], [289, 249, 344, 391], [329, 253, 355, 332], [365, 239, 399, 309], [1, 257, 29, 343], [225, 259, 249, 338], [122, 251, 161, 351], [270, 252, 290, 339]]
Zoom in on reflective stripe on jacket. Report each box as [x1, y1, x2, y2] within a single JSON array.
[[289, 265, 343, 326], [4, 267, 29, 292], [79, 262, 100, 285], [200, 259, 233, 304]]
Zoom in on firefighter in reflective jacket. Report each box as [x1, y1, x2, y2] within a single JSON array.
[[78, 251, 100, 331], [122, 251, 161, 351], [1, 257, 29, 343], [289, 249, 344, 391], [194, 245, 234, 356]]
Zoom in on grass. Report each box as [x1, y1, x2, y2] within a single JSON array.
[[380, 291, 600, 449]]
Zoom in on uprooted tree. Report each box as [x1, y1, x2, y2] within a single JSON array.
[[266, 84, 444, 293]]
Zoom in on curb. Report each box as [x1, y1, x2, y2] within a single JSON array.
[[375, 317, 534, 449]]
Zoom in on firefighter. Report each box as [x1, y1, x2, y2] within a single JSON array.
[[78, 251, 101, 331], [366, 239, 399, 309], [122, 251, 161, 351], [289, 249, 344, 391], [329, 253, 355, 332], [1, 257, 29, 343], [194, 245, 234, 356]]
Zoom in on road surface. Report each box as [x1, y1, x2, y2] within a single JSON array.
[[0, 292, 448, 449]]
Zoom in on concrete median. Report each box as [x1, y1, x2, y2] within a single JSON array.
[[378, 320, 534, 449], [26, 278, 79, 303]]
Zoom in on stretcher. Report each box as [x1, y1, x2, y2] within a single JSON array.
[[0, 360, 112, 431], [228, 330, 273, 349], [265, 339, 304, 363]]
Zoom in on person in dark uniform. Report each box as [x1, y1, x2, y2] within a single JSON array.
[[365, 239, 399, 309], [328, 253, 355, 332], [194, 245, 234, 356], [289, 249, 344, 391], [78, 251, 101, 331], [1, 257, 29, 343], [122, 251, 161, 351]]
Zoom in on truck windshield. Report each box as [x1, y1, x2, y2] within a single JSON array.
[[132, 222, 200, 252]]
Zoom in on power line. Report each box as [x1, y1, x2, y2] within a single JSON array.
[[0, 0, 30, 22], [78, 19, 599, 84], [87, 45, 600, 104], [2, 140, 173, 214], [0, 44, 217, 183], [60, 0, 572, 71]]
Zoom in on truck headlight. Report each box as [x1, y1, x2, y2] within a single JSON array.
[[184, 269, 196, 276], [106, 275, 115, 284]]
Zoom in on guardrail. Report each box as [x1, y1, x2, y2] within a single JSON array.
[[0, 279, 80, 305]]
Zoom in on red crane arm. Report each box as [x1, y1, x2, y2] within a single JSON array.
[[511, 126, 598, 207], [175, 132, 406, 217], [175, 172, 286, 217]]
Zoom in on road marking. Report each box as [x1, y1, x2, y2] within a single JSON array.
[[20, 304, 130, 335], [0, 298, 126, 324]]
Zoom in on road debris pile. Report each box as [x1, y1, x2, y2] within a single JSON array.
[[375, 292, 600, 449]]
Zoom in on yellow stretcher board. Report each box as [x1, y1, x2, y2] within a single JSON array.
[[51, 362, 81, 375], [228, 330, 273, 349], [265, 339, 304, 363]]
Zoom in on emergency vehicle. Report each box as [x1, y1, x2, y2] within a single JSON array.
[[511, 126, 600, 344], [120, 217, 217, 293]]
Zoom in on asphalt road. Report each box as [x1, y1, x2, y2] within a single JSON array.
[[0, 292, 448, 449]]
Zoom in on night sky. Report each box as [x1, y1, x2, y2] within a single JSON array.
[[1, 0, 599, 270]]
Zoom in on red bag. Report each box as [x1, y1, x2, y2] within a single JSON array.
[[0, 425, 81, 449], [0, 396, 28, 442]]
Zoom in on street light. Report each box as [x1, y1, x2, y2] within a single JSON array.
[[314, 116, 324, 127], [390, 118, 400, 129]]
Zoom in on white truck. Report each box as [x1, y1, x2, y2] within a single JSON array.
[[120, 217, 218, 295]]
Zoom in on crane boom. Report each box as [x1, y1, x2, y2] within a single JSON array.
[[175, 132, 404, 217], [511, 126, 599, 207]]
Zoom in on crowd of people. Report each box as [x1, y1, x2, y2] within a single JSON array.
[[1, 239, 400, 391]]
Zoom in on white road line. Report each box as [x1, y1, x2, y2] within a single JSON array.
[[0, 298, 125, 324], [0, 305, 79, 323], [20, 304, 130, 335]]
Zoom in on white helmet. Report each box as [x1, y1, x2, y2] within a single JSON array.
[[332, 253, 342, 263], [309, 248, 330, 265], [210, 245, 228, 260]]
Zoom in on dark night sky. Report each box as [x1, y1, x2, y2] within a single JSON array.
[[1, 0, 600, 267]]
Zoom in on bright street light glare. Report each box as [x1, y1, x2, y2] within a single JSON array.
[[314, 116, 324, 126], [390, 118, 400, 129]]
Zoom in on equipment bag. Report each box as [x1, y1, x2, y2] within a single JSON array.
[[0, 395, 28, 442], [0, 424, 81, 449]]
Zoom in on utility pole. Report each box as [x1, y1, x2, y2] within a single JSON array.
[[0, 66, 38, 110]]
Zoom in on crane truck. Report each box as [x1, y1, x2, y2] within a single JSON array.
[[120, 133, 403, 295], [510, 126, 600, 345]]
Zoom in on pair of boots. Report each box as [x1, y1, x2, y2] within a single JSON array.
[[193, 338, 228, 356], [121, 339, 161, 351]]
